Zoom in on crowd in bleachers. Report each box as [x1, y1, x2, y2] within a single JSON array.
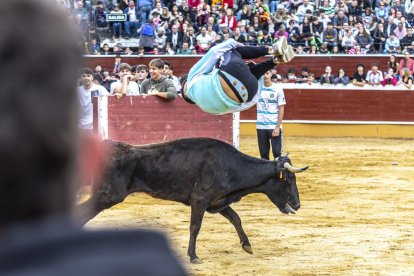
[[57, 0, 414, 55]]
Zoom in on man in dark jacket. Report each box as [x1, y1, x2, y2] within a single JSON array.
[[0, 1, 187, 275]]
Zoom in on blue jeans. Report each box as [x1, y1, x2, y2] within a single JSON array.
[[124, 21, 140, 37], [140, 5, 152, 24], [269, 0, 279, 14], [112, 22, 122, 37]]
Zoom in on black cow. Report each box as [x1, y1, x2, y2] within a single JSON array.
[[77, 138, 308, 264]]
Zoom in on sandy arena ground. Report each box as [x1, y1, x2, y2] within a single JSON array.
[[84, 136, 414, 275]]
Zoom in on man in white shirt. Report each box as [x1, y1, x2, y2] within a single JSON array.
[[196, 26, 213, 53], [77, 67, 109, 131], [256, 70, 286, 160], [365, 63, 383, 86], [110, 63, 140, 98]]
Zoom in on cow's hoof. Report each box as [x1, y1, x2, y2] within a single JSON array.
[[242, 242, 253, 254], [190, 257, 203, 264]]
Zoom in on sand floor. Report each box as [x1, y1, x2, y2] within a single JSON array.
[[84, 136, 414, 275]]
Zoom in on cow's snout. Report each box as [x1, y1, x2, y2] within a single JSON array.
[[291, 202, 300, 210]]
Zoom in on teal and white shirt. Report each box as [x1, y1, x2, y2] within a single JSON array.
[[256, 83, 286, 130]]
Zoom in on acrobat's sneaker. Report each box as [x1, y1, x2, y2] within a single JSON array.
[[272, 36, 288, 56], [274, 45, 295, 64]]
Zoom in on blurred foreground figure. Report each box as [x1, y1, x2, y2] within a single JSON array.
[[0, 1, 187, 275]]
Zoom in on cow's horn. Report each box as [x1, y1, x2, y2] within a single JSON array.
[[283, 162, 309, 173]]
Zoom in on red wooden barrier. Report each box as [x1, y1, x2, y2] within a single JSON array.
[[240, 84, 414, 122], [93, 96, 237, 146]]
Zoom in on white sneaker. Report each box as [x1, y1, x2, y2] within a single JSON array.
[[272, 36, 288, 57], [274, 45, 295, 64]]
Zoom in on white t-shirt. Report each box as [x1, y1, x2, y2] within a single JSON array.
[[110, 80, 140, 95], [256, 83, 286, 130], [196, 34, 213, 49], [78, 84, 109, 130]]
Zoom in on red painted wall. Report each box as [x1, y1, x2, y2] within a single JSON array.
[[94, 96, 234, 145], [240, 88, 414, 121]]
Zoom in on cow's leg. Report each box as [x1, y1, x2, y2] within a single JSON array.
[[188, 198, 208, 264], [219, 206, 253, 254], [76, 180, 129, 225]]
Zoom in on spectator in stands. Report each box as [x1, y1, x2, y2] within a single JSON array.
[[290, 0, 304, 13], [94, 1, 108, 27], [320, 0, 335, 18], [124, 1, 140, 39], [296, 67, 310, 83], [399, 51, 414, 75], [274, 4, 289, 27], [320, 66, 334, 84], [311, 16, 324, 38], [132, 64, 149, 92], [355, 26, 374, 52], [398, 67, 413, 89], [297, 0, 314, 22], [384, 16, 397, 36], [137, 0, 153, 26], [335, 0, 349, 14], [318, 9, 332, 29], [347, 0, 363, 17], [74, 14, 89, 43], [295, 45, 306, 54], [183, 27, 197, 50], [271, 67, 282, 82], [286, 68, 297, 82], [299, 16, 313, 37], [139, 18, 156, 51], [141, 59, 177, 100], [401, 27, 414, 53], [87, 38, 100, 54], [160, 7, 171, 24], [352, 64, 367, 87], [382, 68, 398, 86], [376, 1, 389, 20], [111, 63, 140, 99], [333, 10, 349, 32], [319, 42, 330, 53], [394, 22, 407, 40], [167, 24, 184, 51], [393, 0, 405, 14], [406, 0, 414, 20], [197, 0, 211, 26], [387, 54, 400, 76], [196, 26, 213, 53], [73, 0, 89, 22], [373, 23, 388, 52], [100, 43, 111, 55], [334, 68, 350, 85], [322, 22, 338, 50], [163, 61, 182, 92], [154, 27, 167, 49], [366, 63, 383, 86], [385, 32, 401, 53], [78, 67, 109, 131], [176, 41, 192, 54], [275, 25, 288, 40], [110, 4, 123, 40]]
